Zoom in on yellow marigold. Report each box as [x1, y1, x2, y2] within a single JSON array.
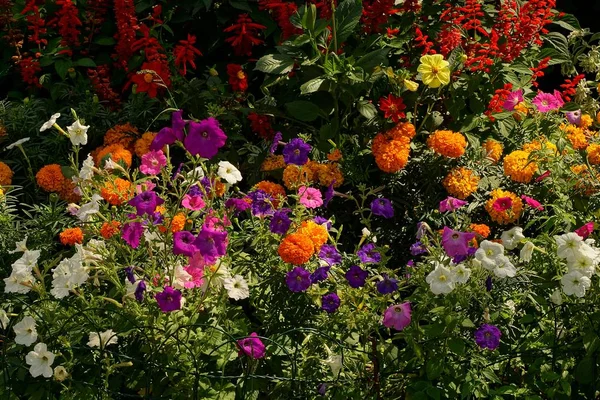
[[316, 163, 344, 188], [58, 179, 81, 203], [482, 139, 503, 163], [134, 132, 158, 158], [261, 155, 286, 171], [571, 164, 589, 175], [562, 124, 588, 150], [580, 114, 593, 130], [297, 220, 328, 252], [596, 111, 600, 124], [485, 189, 523, 225], [59, 227, 84, 246], [442, 167, 480, 199], [0, 161, 14, 186], [255, 181, 286, 208], [503, 150, 538, 183], [278, 233, 315, 265], [469, 223, 491, 239], [100, 221, 121, 239], [170, 213, 186, 233], [587, 143, 600, 165], [327, 149, 342, 162], [427, 130, 467, 158], [100, 178, 133, 206], [571, 164, 598, 195], [104, 123, 139, 153], [372, 134, 411, 173], [95, 144, 133, 168], [513, 102, 528, 115], [283, 164, 314, 190], [36, 164, 65, 192]]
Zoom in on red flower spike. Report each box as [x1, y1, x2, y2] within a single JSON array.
[[224, 14, 266, 57], [173, 34, 203, 76]]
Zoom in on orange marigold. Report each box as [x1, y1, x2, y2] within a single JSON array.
[[36, 164, 65, 192], [580, 114, 593, 130], [0, 161, 14, 186], [562, 124, 588, 150], [261, 155, 286, 171], [283, 164, 314, 190], [104, 123, 139, 152], [442, 167, 480, 199], [134, 132, 158, 158], [278, 233, 315, 265], [170, 213, 187, 233], [100, 221, 121, 239], [571, 164, 597, 195], [387, 121, 417, 140], [95, 144, 133, 168], [587, 143, 600, 165], [316, 163, 344, 188], [372, 134, 411, 173], [255, 181, 286, 208], [427, 130, 467, 158], [60, 227, 84, 246], [297, 220, 328, 252], [469, 223, 491, 239], [485, 189, 523, 225], [59, 179, 81, 203], [101, 178, 133, 206], [503, 150, 538, 183], [482, 139, 503, 163], [327, 149, 342, 161]]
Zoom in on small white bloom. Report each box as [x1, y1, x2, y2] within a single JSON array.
[[77, 239, 105, 266], [520, 241, 535, 262], [555, 232, 584, 260], [323, 354, 343, 376], [217, 161, 242, 184], [452, 264, 471, 284], [362, 227, 377, 243], [425, 264, 456, 295], [40, 113, 61, 132], [103, 157, 119, 170], [475, 240, 505, 271], [76, 194, 102, 222], [550, 288, 563, 305], [566, 252, 596, 278], [501, 227, 525, 250], [182, 166, 205, 184], [0, 309, 9, 330], [25, 343, 55, 378], [67, 120, 89, 146], [561, 271, 591, 297], [124, 278, 140, 299], [8, 236, 28, 254], [493, 256, 517, 278], [5, 137, 30, 150], [53, 365, 69, 382], [11, 250, 41, 274], [79, 154, 95, 181], [13, 316, 37, 346], [223, 274, 250, 300], [50, 252, 88, 299], [87, 329, 118, 349]]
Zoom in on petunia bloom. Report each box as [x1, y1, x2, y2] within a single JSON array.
[[298, 186, 323, 208], [155, 286, 182, 312], [182, 194, 206, 211], [140, 150, 167, 175], [441, 227, 475, 258], [521, 195, 544, 211], [128, 191, 164, 216], [283, 138, 311, 165], [269, 208, 292, 235], [371, 198, 394, 218], [532, 90, 564, 113], [357, 243, 381, 263], [173, 231, 199, 257], [382, 302, 411, 331], [493, 197, 513, 212], [121, 222, 144, 249], [502, 89, 524, 111], [151, 110, 187, 150], [184, 118, 227, 159], [237, 332, 266, 359], [376, 274, 398, 294], [575, 222, 595, 239], [321, 292, 341, 313], [439, 197, 468, 213], [474, 324, 501, 350], [345, 265, 368, 288], [285, 266, 312, 292], [319, 245, 342, 265]]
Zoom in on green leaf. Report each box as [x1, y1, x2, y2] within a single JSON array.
[[461, 318, 475, 328], [285, 100, 323, 121], [319, 119, 338, 142], [255, 54, 295, 75], [73, 58, 97, 68], [55, 59, 73, 80], [426, 359, 443, 380], [334, 0, 362, 44], [448, 338, 465, 356], [552, 14, 581, 32], [575, 357, 594, 384], [300, 77, 326, 94], [561, 102, 581, 111], [94, 37, 116, 45], [229, 0, 252, 12], [355, 48, 390, 71], [357, 100, 377, 120]]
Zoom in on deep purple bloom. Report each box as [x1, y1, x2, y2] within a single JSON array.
[[282, 138, 311, 165], [155, 286, 182, 312], [321, 292, 341, 313], [195, 226, 228, 261], [382, 302, 411, 331], [376, 274, 398, 294], [474, 324, 501, 350], [225, 198, 251, 214], [357, 243, 381, 264], [188, 185, 202, 196], [122, 222, 144, 249], [566, 110, 582, 125], [317, 383, 327, 396], [184, 117, 227, 159], [285, 266, 312, 292], [173, 231, 199, 257], [371, 198, 394, 218], [135, 280, 146, 302], [313, 216, 332, 230], [270, 131, 282, 154], [410, 241, 427, 256], [237, 332, 266, 359], [270, 208, 292, 235], [319, 244, 341, 265], [441, 227, 475, 258], [345, 265, 368, 288], [486, 276, 493, 292], [310, 266, 330, 283], [125, 266, 135, 284], [151, 110, 187, 150], [439, 197, 468, 213], [150, 211, 164, 226], [128, 191, 165, 216], [248, 190, 274, 217], [323, 181, 335, 207]]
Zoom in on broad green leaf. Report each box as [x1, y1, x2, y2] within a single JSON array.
[[357, 100, 377, 120], [300, 77, 326, 94], [55, 59, 73, 80], [285, 100, 323, 121], [334, 0, 362, 44], [355, 48, 390, 71], [74, 58, 97, 68], [255, 54, 295, 75]]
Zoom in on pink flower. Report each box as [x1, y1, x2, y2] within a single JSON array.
[[521, 195, 544, 211], [140, 150, 167, 175], [182, 194, 206, 211], [439, 196, 468, 213], [503, 89, 524, 111], [136, 181, 157, 194], [536, 170, 551, 182], [183, 264, 205, 289], [237, 332, 266, 359], [298, 186, 323, 209], [189, 251, 209, 268], [575, 222, 595, 239], [493, 197, 513, 212], [382, 302, 411, 331], [532, 90, 564, 113]]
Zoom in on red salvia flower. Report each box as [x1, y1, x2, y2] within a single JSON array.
[[224, 14, 267, 57], [88, 66, 121, 108], [173, 34, 202, 76], [25, 6, 47, 46], [21, 0, 44, 15], [560, 74, 585, 102], [18, 56, 42, 88], [485, 83, 513, 121], [149, 5, 163, 25], [437, 26, 462, 57], [379, 94, 406, 123], [414, 27, 436, 55], [114, 0, 139, 69], [530, 56, 551, 87], [53, 0, 82, 48], [227, 64, 248, 93], [259, 0, 301, 40], [386, 27, 400, 38], [361, 0, 399, 35], [248, 112, 274, 140], [130, 61, 170, 98]]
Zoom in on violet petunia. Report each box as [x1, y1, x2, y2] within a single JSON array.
[[321, 292, 340, 313], [474, 324, 501, 350], [357, 243, 381, 263], [173, 231, 199, 257], [195, 226, 228, 262], [135, 280, 146, 302], [441, 227, 475, 258], [282, 138, 311, 165], [122, 222, 144, 249], [285, 266, 312, 292], [345, 265, 368, 288], [310, 266, 330, 283], [151, 110, 187, 150], [318, 245, 341, 265], [376, 273, 398, 294], [248, 190, 274, 217], [155, 286, 182, 312], [184, 117, 227, 159], [371, 198, 394, 218], [128, 191, 164, 216], [566, 110, 582, 125], [270, 132, 282, 154], [269, 208, 292, 235], [382, 302, 411, 331]]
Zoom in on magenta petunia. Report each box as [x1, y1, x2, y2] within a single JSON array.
[[532, 90, 564, 113], [194, 226, 228, 262], [521, 195, 544, 211], [493, 197, 513, 212], [173, 231, 199, 257], [382, 302, 411, 331], [155, 286, 182, 312], [298, 186, 323, 209], [441, 227, 475, 258], [181, 194, 206, 211], [183, 117, 227, 159], [439, 196, 468, 213], [575, 222, 595, 239], [237, 332, 266, 359], [140, 150, 167, 175], [151, 110, 187, 150], [502, 89, 523, 111], [122, 221, 144, 248], [183, 264, 205, 289], [129, 191, 164, 216]]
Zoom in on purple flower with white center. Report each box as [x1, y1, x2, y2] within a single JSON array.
[[357, 243, 381, 264], [184, 117, 227, 159], [376, 274, 398, 294], [125, 266, 135, 284], [194, 226, 228, 262], [321, 292, 340, 313], [502, 89, 524, 111], [371, 198, 394, 218], [282, 138, 311, 165], [270, 132, 282, 154], [135, 280, 146, 302], [319, 244, 341, 265], [382, 302, 411, 331], [323, 181, 335, 207], [313, 216, 332, 230], [566, 110, 582, 125], [155, 286, 182, 312], [225, 198, 251, 214], [345, 265, 368, 288], [285, 266, 312, 292], [410, 241, 427, 256], [248, 190, 274, 217], [310, 266, 330, 283], [173, 231, 199, 257], [474, 324, 501, 350], [128, 191, 165, 216], [269, 208, 292, 235], [151, 110, 187, 150], [122, 222, 144, 249], [439, 197, 468, 213], [441, 227, 475, 258]]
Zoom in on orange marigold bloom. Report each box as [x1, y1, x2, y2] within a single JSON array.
[[388, 122, 417, 140], [101, 178, 133, 206], [562, 124, 588, 150], [327, 149, 342, 161], [503, 150, 538, 183], [0, 161, 14, 186], [100, 221, 121, 239], [36, 164, 65, 192], [469, 223, 491, 238], [513, 101, 528, 116], [60, 227, 84, 246], [170, 213, 186, 233], [580, 114, 593, 130], [278, 233, 315, 265], [587, 143, 600, 165], [482, 139, 503, 163], [134, 132, 158, 157], [104, 123, 139, 152], [522, 139, 557, 156], [95, 144, 133, 168], [442, 167, 480, 199], [427, 130, 467, 158], [255, 181, 286, 208], [59, 179, 81, 203], [261, 155, 286, 171], [283, 164, 314, 190], [372, 134, 411, 173], [485, 189, 523, 225], [316, 163, 344, 188], [297, 220, 328, 252], [571, 164, 598, 195]]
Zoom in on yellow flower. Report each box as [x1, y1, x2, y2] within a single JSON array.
[[403, 79, 419, 92], [417, 54, 450, 88]]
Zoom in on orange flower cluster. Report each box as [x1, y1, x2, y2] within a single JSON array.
[[100, 221, 121, 239], [261, 155, 286, 171], [60, 227, 84, 246], [327, 149, 342, 161], [100, 178, 133, 206], [571, 164, 598, 195], [561, 124, 588, 150], [427, 130, 467, 158], [282, 161, 343, 190], [371, 122, 415, 173], [35, 164, 81, 202], [297, 220, 328, 252], [522, 139, 557, 156], [469, 223, 491, 239], [94, 144, 133, 168], [170, 213, 187, 233], [255, 181, 286, 208], [0, 161, 14, 186], [104, 123, 140, 153], [442, 167, 480, 199], [580, 114, 593, 130], [134, 132, 158, 157], [587, 143, 600, 165], [512, 102, 528, 120], [278, 232, 315, 265], [482, 138, 502, 163], [503, 150, 538, 183], [485, 189, 523, 225]]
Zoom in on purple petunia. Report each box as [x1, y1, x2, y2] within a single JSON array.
[[382, 302, 411, 331], [155, 286, 182, 312], [270, 208, 292, 235], [184, 117, 227, 159], [173, 231, 199, 257], [566, 110, 582, 125], [345, 265, 368, 288], [282, 138, 311, 165], [237, 332, 266, 359], [376, 273, 398, 294], [270, 132, 283, 154], [410, 241, 427, 256], [313, 216, 332, 230], [474, 324, 501, 350], [135, 280, 146, 302], [370, 198, 394, 219], [194, 226, 228, 262], [225, 198, 251, 214], [323, 181, 335, 207], [151, 110, 187, 150], [125, 266, 135, 284], [319, 244, 341, 265], [285, 266, 312, 292], [441, 227, 475, 258], [128, 191, 165, 216], [321, 292, 341, 313], [248, 190, 274, 217], [310, 266, 330, 283], [486, 276, 493, 292], [122, 222, 144, 249], [357, 243, 381, 264], [439, 197, 468, 213]]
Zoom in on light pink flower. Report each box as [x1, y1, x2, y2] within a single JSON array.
[[382, 302, 411, 331], [298, 186, 323, 209], [183, 265, 205, 289], [503, 89, 523, 111], [140, 150, 167, 175], [182, 194, 206, 211], [136, 181, 157, 194], [532, 90, 564, 113], [521, 195, 544, 211]]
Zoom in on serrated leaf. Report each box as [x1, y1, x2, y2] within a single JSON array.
[[357, 100, 377, 120], [355, 48, 390, 71], [300, 77, 326, 94], [74, 58, 96, 68], [255, 54, 294, 75]]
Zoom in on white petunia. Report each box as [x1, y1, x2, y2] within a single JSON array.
[[501, 227, 525, 250], [87, 329, 118, 349], [566, 252, 596, 278], [40, 113, 61, 132], [172, 264, 193, 290], [11, 250, 41, 273], [555, 232, 584, 260], [5, 137, 30, 150], [223, 274, 250, 300], [475, 240, 505, 271], [550, 288, 563, 305], [493, 256, 517, 278], [0, 309, 9, 330], [362, 227, 377, 243], [425, 264, 456, 295], [103, 157, 119, 170], [181, 166, 205, 184], [124, 278, 140, 299], [4, 270, 34, 294], [25, 343, 55, 378], [67, 120, 89, 146], [217, 161, 242, 184], [561, 271, 591, 297], [8, 236, 28, 254], [79, 154, 95, 181], [53, 365, 69, 382], [520, 241, 535, 262], [77, 239, 105, 266], [13, 316, 37, 346], [50, 252, 88, 299], [76, 194, 102, 222], [205, 259, 232, 288], [322, 354, 343, 376], [452, 263, 471, 284]]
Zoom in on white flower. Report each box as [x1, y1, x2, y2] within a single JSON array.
[[362, 227, 377, 243], [124, 278, 140, 299], [566, 252, 596, 278], [76, 194, 102, 222], [12, 250, 41, 273], [172, 264, 193, 290], [520, 241, 535, 262], [425, 264, 455, 295], [4, 270, 34, 294], [8, 236, 28, 254], [104, 157, 119, 170], [50, 252, 88, 299], [501, 227, 525, 250], [25, 343, 55, 378], [182, 166, 205, 184], [79, 154, 95, 181], [550, 288, 563, 305], [475, 240, 505, 271], [40, 113, 61, 132], [87, 329, 118, 349], [555, 232, 584, 260], [217, 161, 242, 184], [323, 354, 343, 376], [67, 120, 89, 146], [53, 365, 69, 382], [5, 137, 30, 150], [13, 316, 37, 346], [504, 300, 516, 314], [77, 239, 106, 266], [493, 256, 517, 278], [452, 264, 471, 284], [561, 271, 591, 297], [223, 275, 250, 300], [205, 259, 232, 288], [0, 309, 9, 330]]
